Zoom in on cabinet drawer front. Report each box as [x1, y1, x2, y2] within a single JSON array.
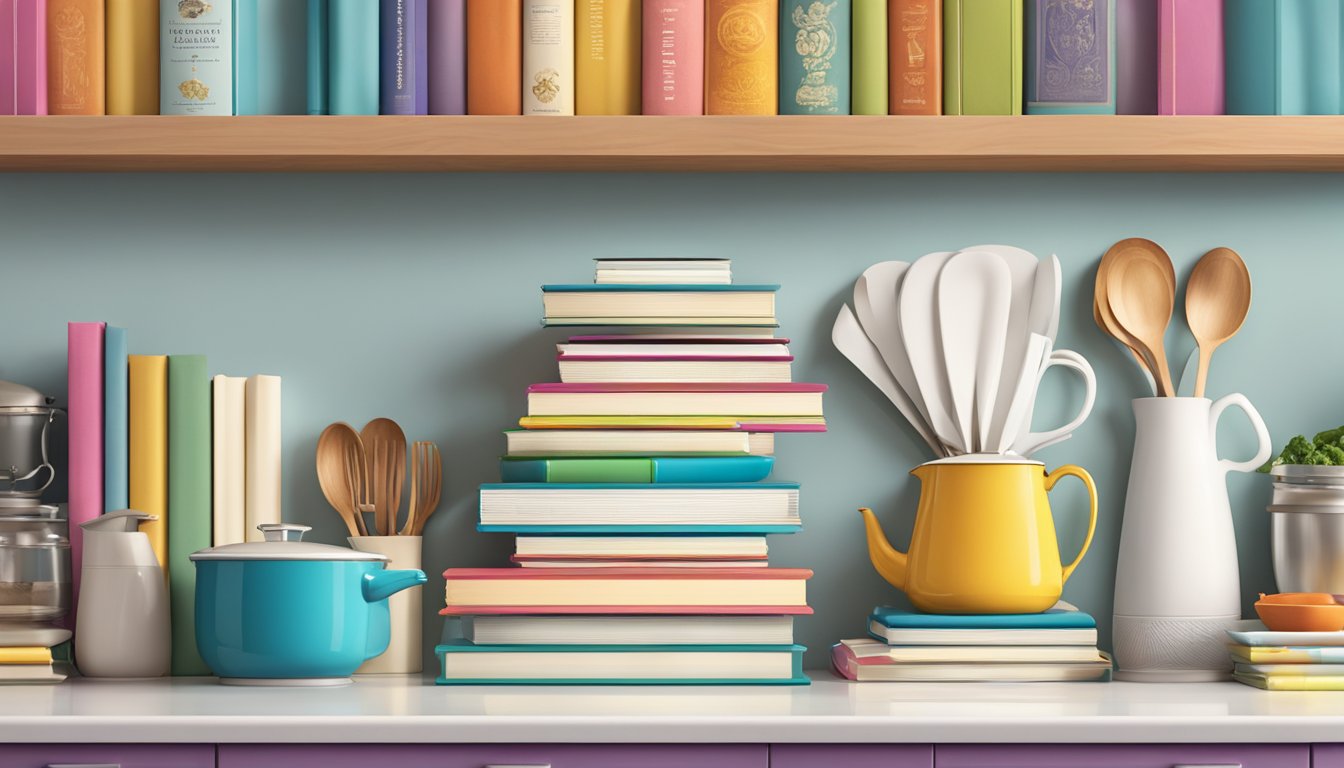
[[0, 744, 215, 768], [219, 744, 766, 768], [772, 744, 933, 768], [1314, 744, 1344, 768], [936, 744, 1308, 768]]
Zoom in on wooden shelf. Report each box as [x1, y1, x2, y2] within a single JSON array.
[[2, 115, 1343, 172]]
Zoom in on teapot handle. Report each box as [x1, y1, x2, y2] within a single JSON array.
[[1209, 393, 1272, 475], [1044, 464, 1098, 585]]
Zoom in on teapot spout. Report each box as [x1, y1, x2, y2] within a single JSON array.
[[859, 508, 908, 591]]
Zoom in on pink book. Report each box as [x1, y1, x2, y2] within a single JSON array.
[[444, 566, 813, 579], [67, 321, 105, 626], [527, 382, 827, 393], [568, 335, 791, 344], [1158, 0, 1223, 115], [1, 0, 47, 114], [0, 0, 13, 114], [641, 0, 704, 115], [441, 604, 815, 615]]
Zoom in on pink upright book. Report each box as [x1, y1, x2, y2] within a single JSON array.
[[1158, 0, 1223, 115], [0, 1, 13, 114], [0, 0, 48, 114], [641, 0, 704, 115], [67, 321, 105, 626]]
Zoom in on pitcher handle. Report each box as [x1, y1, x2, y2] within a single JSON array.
[[1210, 393, 1272, 475], [1012, 350, 1097, 457], [1045, 464, 1098, 584]]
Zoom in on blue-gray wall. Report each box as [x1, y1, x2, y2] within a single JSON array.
[[0, 172, 1328, 670]]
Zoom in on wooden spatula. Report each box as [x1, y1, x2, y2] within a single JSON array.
[[361, 418, 407, 537]]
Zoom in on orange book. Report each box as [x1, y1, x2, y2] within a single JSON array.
[[467, 0, 522, 115], [887, 0, 940, 114], [704, 0, 777, 115], [47, 0, 105, 115]]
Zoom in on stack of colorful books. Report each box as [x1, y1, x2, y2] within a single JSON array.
[[0, 644, 68, 685], [436, 258, 824, 685], [1228, 626, 1344, 690], [833, 603, 1113, 682]]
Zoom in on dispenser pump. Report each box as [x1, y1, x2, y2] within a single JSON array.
[[81, 509, 161, 568]]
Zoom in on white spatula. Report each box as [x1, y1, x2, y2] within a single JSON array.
[[993, 333, 1051, 454], [852, 262, 934, 430], [966, 244, 1041, 453], [898, 251, 963, 453], [938, 251, 1013, 454]]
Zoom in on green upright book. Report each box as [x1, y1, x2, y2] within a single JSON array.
[[168, 355, 211, 676], [944, 0, 1023, 115], [851, 0, 888, 114]]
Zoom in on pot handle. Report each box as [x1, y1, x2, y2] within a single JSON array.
[[1045, 464, 1098, 585], [1209, 393, 1272, 476], [362, 568, 428, 603]]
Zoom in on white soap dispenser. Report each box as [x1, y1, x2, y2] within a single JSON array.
[[75, 509, 170, 678]]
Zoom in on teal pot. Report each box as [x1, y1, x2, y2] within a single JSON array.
[[190, 523, 427, 686]]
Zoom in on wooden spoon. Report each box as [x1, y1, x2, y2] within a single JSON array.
[[361, 418, 407, 537], [1185, 247, 1251, 398], [1096, 240, 1162, 385], [316, 423, 367, 537], [1106, 241, 1178, 397]]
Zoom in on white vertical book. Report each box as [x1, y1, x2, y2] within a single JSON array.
[[160, 0, 234, 115], [244, 374, 281, 542], [522, 0, 574, 115], [211, 375, 247, 546]]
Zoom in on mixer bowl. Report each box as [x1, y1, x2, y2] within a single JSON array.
[[0, 505, 71, 622]]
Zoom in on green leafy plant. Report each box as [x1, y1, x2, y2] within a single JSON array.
[[1260, 426, 1344, 472]]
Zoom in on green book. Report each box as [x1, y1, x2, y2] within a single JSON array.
[[168, 355, 212, 676], [851, 0, 888, 114], [944, 0, 1023, 115]]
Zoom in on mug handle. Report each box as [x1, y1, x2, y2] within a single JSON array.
[[1045, 464, 1098, 584], [1012, 350, 1097, 457], [1209, 393, 1272, 475]]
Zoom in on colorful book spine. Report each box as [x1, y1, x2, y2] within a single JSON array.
[[1, 1, 14, 113], [103, 326, 129, 512], [128, 354, 168, 572], [328, 0, 378, 114], [306, 0, 326, 113], [107, 0, 158, 114], [235, 0, 308, 114], [427, 0, 465, 114], [887, 0, 939, 114], [47, 0, 104, 114], [943, 0, 1022, 115], [167, 355, 210, 676], [779, 0, 850, 114], [466, 0, 522, 114], [500, 456, 776, 483], [1115, 0, 1155, 114], [5, 0, 48, 114], [67, 322, 104, 627], [1225, 0, 1341, 115], [1157, 0, 1222, 115], [380, 0, 429, 114], [640, 0, 703, 115], [159, 0, 232, 115], [522, 0, 574, 115], [576, 0, 640, 114], [244, 374, 281, 543], [1025, 0, 1115, 114], [211, 375, 247, 547], [705, 0, 777, 114], [851, 0, 886, 114]]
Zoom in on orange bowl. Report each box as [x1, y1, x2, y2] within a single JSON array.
[[1258, 592, 1338, 606], [1255, 593, 1344, 632]]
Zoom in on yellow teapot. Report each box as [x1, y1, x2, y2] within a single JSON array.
[[860, 456, 1098, 614]]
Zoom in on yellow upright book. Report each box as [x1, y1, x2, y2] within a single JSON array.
[[106, 0, 160, 114], [47, 0, 106, 114], [705, 0, 777, 114], [129, 355, 168, 573], [576, 0, 640, 114], [0, 647, 53, 665]]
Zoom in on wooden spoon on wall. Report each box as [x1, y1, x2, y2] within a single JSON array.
[[1185, 247, 1252, 398], [1107, 242, 1179, 397]]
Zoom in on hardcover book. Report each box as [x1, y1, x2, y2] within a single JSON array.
[[306, 0, 325, 113], [235, 0, 307, 114], [523, 0, 574, 115], [1157, 0, 1222, 115], [514, 534, 768, 560], [466, 614, 792, 645], [542, 283, 780, 326], [159, 0, 232, 115], [466, 0, 522, 114], [211, 375, 247, 547], [851, 0, 886, 114], [244, 375, 282, 542], [128, 354, 168, 571], [1026, 0, 1115, 114], [47, 0, 104, 114], [328, 0, 378, 114], [833, 641, 1112, 682], [705, 0, 777, 114], [437, 641, 809, 685], [428, 0, 465, 114], [103, 326, 128, 511], [167, 355, 210, 676], [503, 428, 775, 456], [525, 382, 827, 418], [887, 0, 939, 114], [576, 0, 640, 114], [380, 0, 428, 114], [871, 603, 1096, 629], [1115, 0, 1155, 113], [641, 0, 704, 114], [8, 0, 48, 114], [779, 0, 850, 114], [107, 0, 158, 114], [67, 322, 104, 622], [944, 0, 1022, 115], [499, 455, 776, 483], [1225, 0, 1341, 115]]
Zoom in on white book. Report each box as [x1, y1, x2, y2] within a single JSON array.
[[841, 637, 1107, 664], [594, 259, 732, 271], [244, 375, 281, 542], [522, 0, 574, 115], [160, 0, 234, 115], [596, 271, 734, 285], [503, 429, 774, 456], [559, 359, 793, 383], [467, 615, 794, 645], [868, 620, 1099, 647], [479, 485, 799, 527], [557, 343, 791, 357], [211, 375, 247, 546], [515, 534, 768, 558]]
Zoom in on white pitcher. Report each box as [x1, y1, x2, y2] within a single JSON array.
[[1112, 395, 1271, 682]]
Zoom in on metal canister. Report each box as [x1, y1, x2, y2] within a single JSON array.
[[0, 505, 71, 622], [1269, 466, 1344, 594]]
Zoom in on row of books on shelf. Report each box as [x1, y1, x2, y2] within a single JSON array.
[[9, 1, 1337, 117], [68, 322, 282, 677]]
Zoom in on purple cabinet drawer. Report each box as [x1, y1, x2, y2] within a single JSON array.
[[0, 744, 215, 768], [936, 744, 1309, 768], [219, 743, 766, 768], [1315, 745, 1344, 768], [772, 744, 933, 768]]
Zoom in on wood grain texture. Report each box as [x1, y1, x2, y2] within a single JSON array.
[[3, 115, 1344, 172]]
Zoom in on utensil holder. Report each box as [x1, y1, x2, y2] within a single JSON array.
[[348, 536, 423, 674]]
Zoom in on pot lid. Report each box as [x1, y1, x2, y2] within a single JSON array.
[[0, 380, 54, 410], [1270, 465, 1344, 484], [189, 523, 387, 562]]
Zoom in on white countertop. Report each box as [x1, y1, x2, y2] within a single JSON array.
[[4, 672, 1344, 744]]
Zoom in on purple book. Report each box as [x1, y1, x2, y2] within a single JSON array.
[[427, 0, 465, 114], [381, 0, 429, 114]]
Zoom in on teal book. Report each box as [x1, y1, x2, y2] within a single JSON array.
[[1225, 0, 1341, 115], [1025, 0, 1116, 114], [499, 456, 775, 484], [779, 0, 851, 114], [436, 641, 809, 685], [328, 0, 379, 114], [871, 603, 1095, 629], [307, 0, 327, 114], [103, 326, 128, 512], [235, 0, 308, 114], [167, 355, 211, 676]]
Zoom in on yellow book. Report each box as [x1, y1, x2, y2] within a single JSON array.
[[705, 0, 778, 114], [576, 0, 640, 114], [106, 0, 160, 114], [1227, 644, 1341, 664], [1235, 672, 1344, 691], [0, 647, 53, 665], [129, 355, 168, 573]]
